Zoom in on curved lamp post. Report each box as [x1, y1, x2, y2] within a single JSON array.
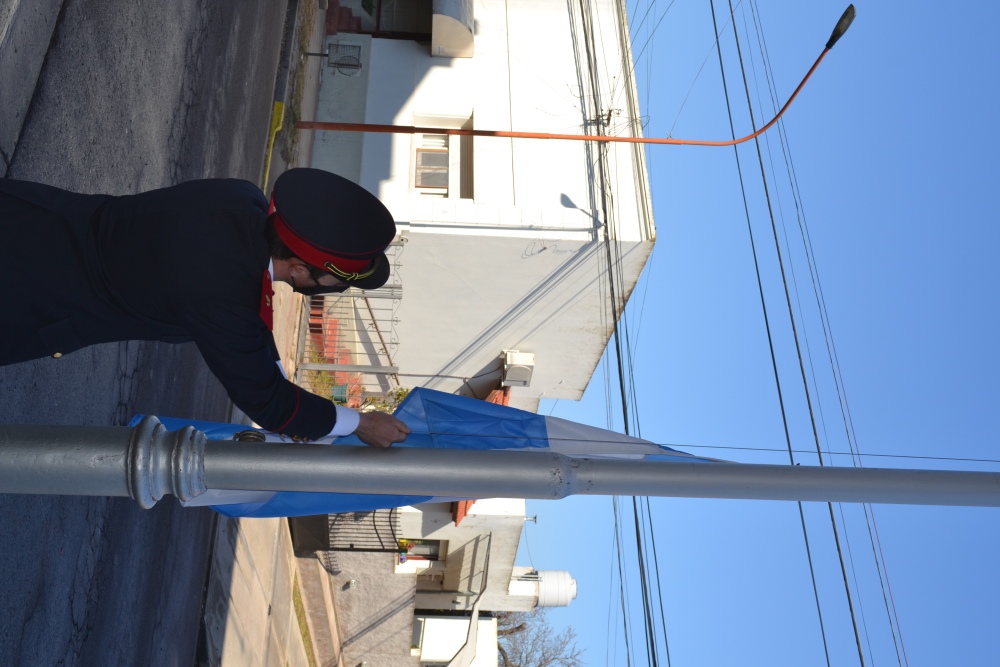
[[295, 6, 856, 148]]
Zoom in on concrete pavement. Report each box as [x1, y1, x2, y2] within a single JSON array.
[[2, 1, 285, 663], [201, 3, 347, 666], [268, 0, 325, 380], [295, 554, 348, 667], [201, 515, 311, 667], [2, 0, 343, 664]]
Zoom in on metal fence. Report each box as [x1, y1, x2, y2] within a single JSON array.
[[294, 241, 403, 406], [317, 508, 404, 575]]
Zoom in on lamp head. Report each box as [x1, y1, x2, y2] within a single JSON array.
[[826, 5, 856, 49]]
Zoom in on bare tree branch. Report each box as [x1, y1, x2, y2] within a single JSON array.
[[496, 609, 584, 667], [497, 622, 527, 636]]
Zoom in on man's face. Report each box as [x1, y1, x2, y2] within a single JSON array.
[[313, 273, 348, 292], [288, 260, 348, 295]]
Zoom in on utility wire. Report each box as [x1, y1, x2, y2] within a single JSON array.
[[838, 503, 877, 661], [863, 504, 907, 666], [610, 0, 682, 105], [616, 6, 681, 664], [666, 3, 740, 138], [744, 2, 909, 662], [613, 497, 636, 667], [646, 498, 674, 667], [606, 516, 624, 667], [709, 1, 836, 663], [593, 6, 669, 664], [722, 2, 866, 662], [581, 1, 664, 663], [412, 429, 1000, 465], [633, 498, 660, 667]]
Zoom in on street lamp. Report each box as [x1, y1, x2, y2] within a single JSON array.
[[295, 6, 856, 149]]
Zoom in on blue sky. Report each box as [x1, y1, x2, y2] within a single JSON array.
[[517, 2, 1000, 665]]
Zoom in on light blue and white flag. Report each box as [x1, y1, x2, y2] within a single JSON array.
[[131, 387, 712, 518]]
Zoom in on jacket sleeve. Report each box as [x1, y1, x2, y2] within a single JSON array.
[[183, 300, 337, 439]]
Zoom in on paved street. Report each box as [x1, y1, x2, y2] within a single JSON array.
[[0, 0, 288, 663]]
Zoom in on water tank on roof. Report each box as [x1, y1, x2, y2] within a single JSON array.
[[536, 570, 577, 608]]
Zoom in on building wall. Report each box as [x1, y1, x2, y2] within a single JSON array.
[[416, 616, 499, 667], [359, 0, 646, 228], [311, 0, 654, 410], [394, 499, 539, 612], [311, 34, 372, 184], [329, 551, 419, 667]]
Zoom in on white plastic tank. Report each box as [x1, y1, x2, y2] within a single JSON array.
[[535, 570, 578, 607]]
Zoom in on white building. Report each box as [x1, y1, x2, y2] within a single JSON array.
[[307, 498, 576, 667], [413, 616, 498, 667], [298, 1, 649, 664], [307, 0, 654, 412]]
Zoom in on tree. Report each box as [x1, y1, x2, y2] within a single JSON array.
[[495, 610, 584, 667], [359, 386, 410, 413]]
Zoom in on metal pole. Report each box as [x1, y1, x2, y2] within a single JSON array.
[[296, 363, 400, 374], [203, 443, 1000, 507], [0, 417, 206, 508], [1, 418, 997, 508]]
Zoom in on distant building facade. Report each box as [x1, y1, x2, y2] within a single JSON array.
[[307, 0, 654, 412], [308, 499, 576, 667], [301, 1, 648, 664]]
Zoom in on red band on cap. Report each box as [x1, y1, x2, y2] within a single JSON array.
[[272, 209, 371, 275]]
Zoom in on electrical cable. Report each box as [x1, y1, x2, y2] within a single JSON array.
[[415, 428, 1000, 465], [725, 2, 876, 663], [583, 3, 673, 663], [666, 4, 740, 138], [633, 497, 660, 667], [645, 498, 674, 667], [863, 504, 908, 666], [744, 3, 909, 662], [709, 1, 834, 663], [614, 496, 636, 667], [837, 502, 877, 661], [581, 2, 653, 662], [606, 510, 623, 667]]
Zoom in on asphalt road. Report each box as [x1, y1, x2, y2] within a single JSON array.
[[0, 1, 288, 664]]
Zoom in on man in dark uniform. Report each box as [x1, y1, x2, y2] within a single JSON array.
[[0, 168, 410, 446]]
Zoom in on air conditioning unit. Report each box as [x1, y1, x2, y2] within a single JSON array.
[[502, 350, 535, 387]]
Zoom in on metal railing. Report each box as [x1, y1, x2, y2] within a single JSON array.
[[327, 508, 403, 553], [294, 241, 403, 406], [317, 508, 404, 575]]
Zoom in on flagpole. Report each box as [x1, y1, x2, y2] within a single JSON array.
[[1, 417, 997, 508], [205, 442, 1000, 508]]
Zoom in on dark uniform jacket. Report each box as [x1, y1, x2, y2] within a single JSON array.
[[0, 177, 336, 438]]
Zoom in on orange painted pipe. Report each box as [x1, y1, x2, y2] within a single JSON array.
[[296, 47, 829, 148]]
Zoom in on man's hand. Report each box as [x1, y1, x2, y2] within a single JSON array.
[[355, 411, 411, 448]]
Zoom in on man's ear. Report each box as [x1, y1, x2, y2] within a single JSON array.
[[287, 258, 311, 279]]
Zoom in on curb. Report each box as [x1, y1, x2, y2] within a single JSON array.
[[261, 0, 300, 189]]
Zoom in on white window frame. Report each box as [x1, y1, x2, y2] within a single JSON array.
[[410, 114, 474, 199], [414, 134, 451, 196]]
